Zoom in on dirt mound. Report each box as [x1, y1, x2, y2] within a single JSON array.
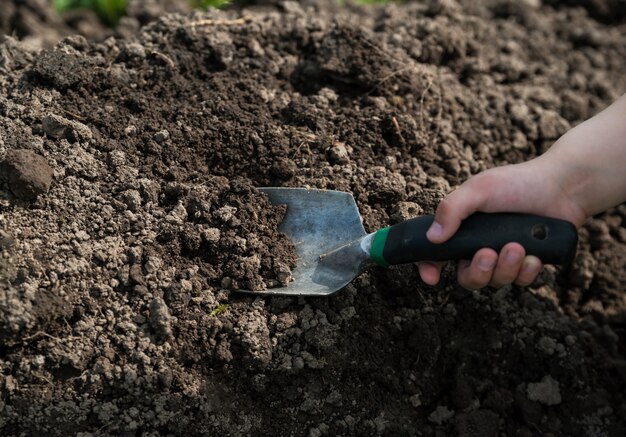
[[0, 0, 625, 435]]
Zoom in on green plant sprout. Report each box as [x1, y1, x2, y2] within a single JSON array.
[[209, 304, 229, 317]]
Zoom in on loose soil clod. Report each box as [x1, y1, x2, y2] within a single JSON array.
[[0, 1, 625, 436], [0, 149, 54, 201]]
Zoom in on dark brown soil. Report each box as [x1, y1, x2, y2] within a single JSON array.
[[1, 0, 625, 436]]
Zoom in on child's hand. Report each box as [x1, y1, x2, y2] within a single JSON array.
[[419, 93, 626, 289], [418, 160, 587, 289]]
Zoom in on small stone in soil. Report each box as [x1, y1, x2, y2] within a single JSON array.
[[273, 261, 293, 286], [154, 130, 170, 143], [391, 201, 424, 223], [328, 142, 350, 164], [42, 114, 92, 143], [0, 230, 15, 250], [149, 297, 173, 340], [527, 375, 561, 406], [0, 149, 54, 201], [428, 405, 455, 424]]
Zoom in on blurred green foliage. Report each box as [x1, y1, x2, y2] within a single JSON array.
[[53, 0, 127, 25], [53, 0, 232, 25], [189, 0, 231, 9], [342, 0, 402, 4]]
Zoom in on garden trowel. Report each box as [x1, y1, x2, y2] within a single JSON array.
[[239, 188, 578, 296]]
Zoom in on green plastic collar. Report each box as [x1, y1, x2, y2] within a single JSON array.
[[371, 227, 390, 267]]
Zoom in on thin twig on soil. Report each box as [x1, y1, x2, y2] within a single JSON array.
[[391, 116, 406, 145], [291, 141, 313, 161], [66, 369, 90, 383], [61, 109, 83, 121], [290, 130, 315, 160], [439, 293, 449, 307], [377, 65, 413, 84], [417, 73, 444, 148], [22, 331, 63, 343], [359, 35, 408, 66], [358, 34, 423, 96], [366, 65, 413, 95], [150, 51, 176, 69], [63, 317, 74, 332], [40, 375, 54, 386]]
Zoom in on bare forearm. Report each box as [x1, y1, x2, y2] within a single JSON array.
[[543, 93, 626, 217]]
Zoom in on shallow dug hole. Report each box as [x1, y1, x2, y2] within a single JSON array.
[[0, 0, 625, 435]]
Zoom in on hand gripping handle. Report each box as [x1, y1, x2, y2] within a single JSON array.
[[370, 213, 577, 266]]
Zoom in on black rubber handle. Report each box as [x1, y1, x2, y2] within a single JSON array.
[[382, 213, 578, 265]]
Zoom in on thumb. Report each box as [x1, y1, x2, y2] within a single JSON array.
[[426, 180, 487, 244]]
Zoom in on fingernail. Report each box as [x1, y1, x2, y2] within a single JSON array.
[[427, 221, 443, 240], [522, 259, 540, 274], [505, 250, 522, 265], [478, 256, 496, 271]]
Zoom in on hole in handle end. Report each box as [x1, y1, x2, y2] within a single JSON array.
[[531, 223, 549, 240]]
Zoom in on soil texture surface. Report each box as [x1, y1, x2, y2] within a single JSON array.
[[0, 0, 625, 435]]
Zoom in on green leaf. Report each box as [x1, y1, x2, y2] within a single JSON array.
[[209, 304, 229, 317]]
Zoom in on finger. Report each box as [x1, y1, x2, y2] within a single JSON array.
[[418, 262, 444, 285], [458, 248, 498, 289], [489, 242, 526, 288], [514, 255, 543, 286], [427, 179, 488, 244]]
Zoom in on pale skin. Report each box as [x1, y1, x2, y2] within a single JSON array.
[[419, 93, 626, 289]]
